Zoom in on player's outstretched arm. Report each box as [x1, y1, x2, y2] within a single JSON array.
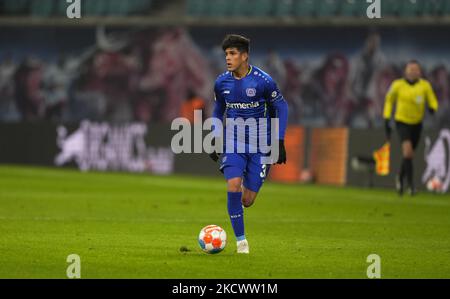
[[272, 99, 288, 164], [210, 82, 226, 162], [271, 95, 288, 164], [265, 76, 288, 164]]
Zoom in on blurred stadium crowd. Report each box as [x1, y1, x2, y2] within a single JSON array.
[[1, 27, 450, 128], [0, 0, 450, 128]]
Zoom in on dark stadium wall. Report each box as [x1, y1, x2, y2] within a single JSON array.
[[0, 122, 449, 192], [0, 121, 220, 176], [0, 122, 58, 165]]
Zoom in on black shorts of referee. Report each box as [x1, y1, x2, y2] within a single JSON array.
[[395, 121, 423, 150]]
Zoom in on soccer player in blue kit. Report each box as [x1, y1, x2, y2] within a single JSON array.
[[209, 34, 288, 254]]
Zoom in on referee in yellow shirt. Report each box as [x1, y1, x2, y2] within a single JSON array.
[[383, 60, 439, 196]]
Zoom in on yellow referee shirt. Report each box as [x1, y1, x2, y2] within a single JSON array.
[[383, 78, 439, 125]]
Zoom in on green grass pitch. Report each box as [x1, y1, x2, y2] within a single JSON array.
[[0, 165, 449, 278]]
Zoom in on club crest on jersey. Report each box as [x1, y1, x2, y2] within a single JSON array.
[[271, 91, 278, 98], [246, 88, 256, 97]]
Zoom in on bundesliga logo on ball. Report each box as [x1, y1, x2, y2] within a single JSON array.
[[198, 225, 227, 254]]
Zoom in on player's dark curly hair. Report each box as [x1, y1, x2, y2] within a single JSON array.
[[221, 34, 250, 53]]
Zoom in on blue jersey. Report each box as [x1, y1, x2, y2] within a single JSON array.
[[212, 65, 288, 153]]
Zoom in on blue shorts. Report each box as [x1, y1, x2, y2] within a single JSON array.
[[219, 153, 270, 193]]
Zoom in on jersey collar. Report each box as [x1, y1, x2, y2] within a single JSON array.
[[246, 65, 253, 76], [232, 65, 253, 80], [404, 78, 420, 86]]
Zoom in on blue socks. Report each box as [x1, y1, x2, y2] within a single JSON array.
[[227, 192, 245, 241]]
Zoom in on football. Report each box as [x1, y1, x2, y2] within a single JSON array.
[[198, 225, 227, 254], [426, 176, 443, 193]]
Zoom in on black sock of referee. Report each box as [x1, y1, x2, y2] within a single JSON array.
[[399, 159, 406, 184], [403, 158, 413, 189]]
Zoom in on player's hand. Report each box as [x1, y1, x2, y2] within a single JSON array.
[[209, 151, 220, 162], [276, 139, 287, 164], [209, 138, 220, 162]]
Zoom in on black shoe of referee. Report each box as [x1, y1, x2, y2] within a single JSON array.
[[396, 175, 404, 196], [408, 186, 417, 196]]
